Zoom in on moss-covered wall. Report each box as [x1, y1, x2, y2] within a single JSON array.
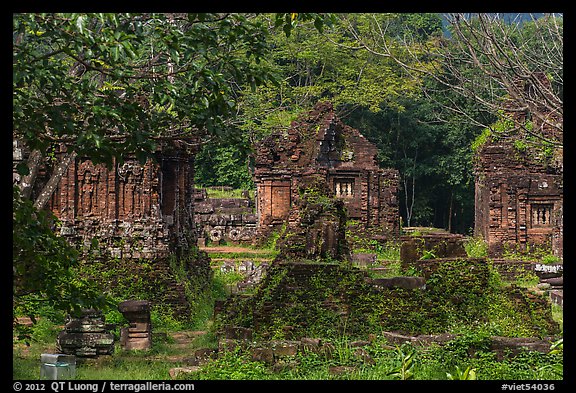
[[79, 250, 212, 322], [215, 258, 559, 341]]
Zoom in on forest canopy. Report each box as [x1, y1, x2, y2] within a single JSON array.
[[194, 13, 562, 233]]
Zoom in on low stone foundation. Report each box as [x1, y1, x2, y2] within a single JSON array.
[[193, 188, 257, 245], [212, 328, 558, 367], [400, 231, 467, 271], [215, 258, 559, 341]]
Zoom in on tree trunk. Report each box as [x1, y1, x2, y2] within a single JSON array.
[[33, 151, 77, 211], [447, 189, 453, 233], [18, 149, 43, 199]]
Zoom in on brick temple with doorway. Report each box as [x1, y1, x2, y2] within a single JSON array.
[[253, 101, 399, 242]]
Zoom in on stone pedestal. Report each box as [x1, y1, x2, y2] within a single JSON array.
[[118, 300, 152, 351], [56, 309, 115, 357]]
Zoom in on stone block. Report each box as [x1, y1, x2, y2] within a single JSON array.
[[118, 300, 151, 314], [271, 340, 299, 357], [169, 367, 200, 379], [218, 338, 239, 352], [118, 300, 152, 351], [56, 309, 115, 358], [550, 290, 563, 307], [251, 347, 274, 364], [351, 253, 377, 267], [300, 337, 322, 347], [366, 276, 426, 290], [224, 326, 253, 341]]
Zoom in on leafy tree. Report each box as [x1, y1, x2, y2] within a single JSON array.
[[194, 140, 255, 190], [342, 13, 563, 148], [13, 13, 277, 203], [12, 12, 330, 328], [196, 13, 443, 194], [12, 187, 109, 339]]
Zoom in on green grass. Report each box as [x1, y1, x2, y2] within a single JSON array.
[[198, 187, 254, 200], [18, 328, 559, 379], [14, 239, 564, 381], [13, 312, 563, 381], [206, 251, 278, 260]]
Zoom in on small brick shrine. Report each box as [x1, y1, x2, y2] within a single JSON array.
[[474, 73, 563, 258], [254, 101, 399, 242]]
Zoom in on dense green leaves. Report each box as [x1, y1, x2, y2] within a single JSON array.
[[12, 186, 110, 338], [12, 12, 303, 327], [13, 13, 276, 167]]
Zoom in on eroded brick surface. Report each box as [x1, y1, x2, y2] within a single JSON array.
[[254, 101, 399, 242], [474, 74, 563, 258], [46, 143, 196, 259]]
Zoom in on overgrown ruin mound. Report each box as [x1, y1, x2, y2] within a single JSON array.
[[274, 174, 350, 262], [214, 258, 560, 341]]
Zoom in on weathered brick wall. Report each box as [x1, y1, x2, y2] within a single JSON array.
[[45, 144, 196, 259], [475, 73, 563, 258], [474, 143, 563, 257], [254, 101, 399, 241], [18, 141, 211, 320]]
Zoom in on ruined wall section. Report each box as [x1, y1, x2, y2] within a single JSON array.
[[194, 188, 257, 245], [47, 144, 196, 259], [254, 101, 399, 242], [14, 140, 211, 320], [474, 72, 563, 258], [474, 143, 563, 257]]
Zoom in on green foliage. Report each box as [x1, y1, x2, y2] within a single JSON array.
[[235, 13, 441, 137], [13, 13, 281, 167], [13, 186, 111, 340], [194, 143, 255, 190], [13, 324, 563, 380], [446, 365, 477, 380], [387, 344, 416, 380], [419, 249, 437, 260], [201, 187, 253, 199], [464, 236, 489, 258], [501, 241, 559, 263], [191, 348, 273, 380], [216, 256, 558, 346], [471, 128, 492, 153], [514, 272, 540, 288]]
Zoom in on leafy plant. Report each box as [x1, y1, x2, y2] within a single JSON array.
[[419, 249, 437, 260], [387, 344, 416, 380], [446, 365, 477, 380], [536, 338, 563, 379], [13, 186, 111, 341], [464, 236, 488, 258]]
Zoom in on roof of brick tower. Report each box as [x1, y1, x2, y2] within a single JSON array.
[[255, 101, 382, 173]]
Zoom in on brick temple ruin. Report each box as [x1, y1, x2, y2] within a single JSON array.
[[254, 101, 399, 242], [41, 141, 201, 259], [14, 140, 212, 318], [474, 73, 563, 258]]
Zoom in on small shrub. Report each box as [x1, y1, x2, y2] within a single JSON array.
[[190, 348, 273, 380], [464, 236, 488, 258]]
